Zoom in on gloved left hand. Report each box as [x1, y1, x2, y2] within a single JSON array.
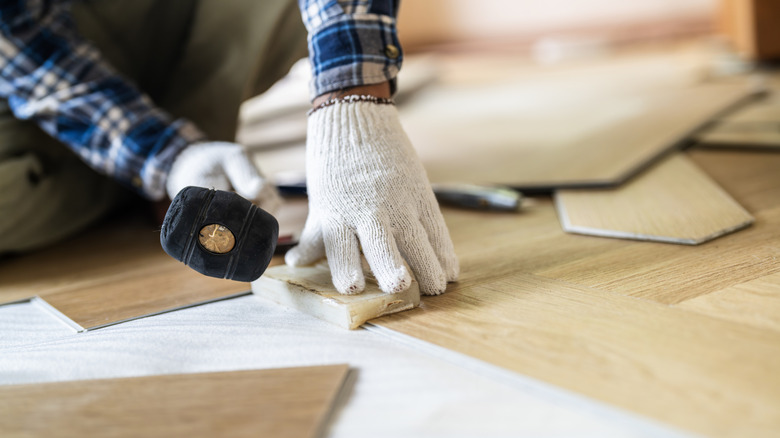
[[165, 141, 281, 213]]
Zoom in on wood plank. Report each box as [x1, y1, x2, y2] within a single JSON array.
[[538, 206, 780, 304], [373, 273, 780, 437], [687, 149, 780, 213], [0, 365, 349, 438], [40, 263, 248, 330], [555, 154, 754, 244], [721, 100, 780, 123], [540, 150, 780, 304], [0, 213, 248, 330], [676, 272, 780, 332], [696, 121, 780, 149], [405, 77, 754, 191], [252, 262, 420, 329]]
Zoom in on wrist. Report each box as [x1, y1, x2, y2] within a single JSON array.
[[312, 82, 391, 107]]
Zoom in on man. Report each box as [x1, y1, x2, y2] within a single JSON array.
[[0, 0, 458, 296]]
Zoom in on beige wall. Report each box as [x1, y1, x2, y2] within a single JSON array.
[[398, 0, 718, 50]]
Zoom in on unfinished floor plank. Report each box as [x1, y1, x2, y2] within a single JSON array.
[[555, 153, 754, 244], [0, 213, 248, 330], [404, 72, 753, 191], [675, 272, 780, 333], [40, 263, 249, 330], [696, 121, 780, 149], [0, 365, 349, 438], [720, 99, 780, 123], [373, 274, 780, 438]]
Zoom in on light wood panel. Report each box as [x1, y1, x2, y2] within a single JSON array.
[[555, 153, 754, 244], [405, 75, 754, 191], [0, 213, 248, 330], [0, 365, 349, 438], [676, 272, 780, 332], [721, 100, 780, 123], [374, 273, 780, 437], [696, 121, 780, 149]]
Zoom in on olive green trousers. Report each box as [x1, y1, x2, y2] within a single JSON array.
[[0, 0, 306, 253]]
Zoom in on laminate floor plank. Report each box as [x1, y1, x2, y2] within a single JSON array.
[[675, 272, 780, 333], [687, 150, 780, 213], [405, 78, 753, 191], [538, 206, 780, 304], [40, 263, 248, 330], [373, 273, 780, 438], [0, 216, 169, 304], [0, 214, 248, 330], [0, 365, 349, 438], [555, 154, 754, 244], [720, 99, 780, 123], [696, 121, 780, 149]]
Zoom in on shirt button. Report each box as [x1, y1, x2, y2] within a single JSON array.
[[131, 176, 142, 187], [384, 44, 400, 59]]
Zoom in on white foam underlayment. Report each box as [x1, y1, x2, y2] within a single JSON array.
[[0, 295, 696, 438]]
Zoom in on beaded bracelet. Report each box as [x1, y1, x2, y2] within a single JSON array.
[[307, 94, 395, 116]]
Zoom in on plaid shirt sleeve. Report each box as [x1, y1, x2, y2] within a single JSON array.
[[0, 1, 206, 200], [299, 0, 402, 98]]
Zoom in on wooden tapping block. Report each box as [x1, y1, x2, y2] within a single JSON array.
[[252, 263, 420, 329]]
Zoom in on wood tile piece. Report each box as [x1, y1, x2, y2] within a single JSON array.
[[676, 272, 780, 332], [252, 263, 420, 329], [406, 78, 754, 191], [721, 100, 780, 124], [0, 365, 349, 438], [40, 265, 249, 331], [373, 274, 780, 437], [0, 215, 248, 330], [555, 154, 754, 244], [696, 121, 780, 149]]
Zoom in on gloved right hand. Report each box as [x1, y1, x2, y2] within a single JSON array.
[[285, 99, 459, 296], [165, 141, 281, 214]]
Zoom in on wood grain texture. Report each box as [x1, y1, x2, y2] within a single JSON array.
[[555, 153, 754, 244], [0, 365, 349, 438], [374, 273, 780, 438], [0, 214, 248, 330], [676, 272, 780, 332]]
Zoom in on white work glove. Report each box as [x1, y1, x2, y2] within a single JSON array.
[[285, 100, 459, 295], [166, 141, 281, 213]]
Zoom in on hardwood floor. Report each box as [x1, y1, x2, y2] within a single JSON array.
[[374, 149, 780, 437]]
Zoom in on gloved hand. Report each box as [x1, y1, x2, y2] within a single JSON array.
[[285, 99, 459, 295], [166, 141, 281, 213]]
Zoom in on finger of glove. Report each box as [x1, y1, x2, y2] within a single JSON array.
[[323, 223, 365, 295], [419, 202, 460, 282], [223, 148, 266, 200], [358, 221, 411, 294], [396, 220, 448, 295], [285, 215, 325, 267]]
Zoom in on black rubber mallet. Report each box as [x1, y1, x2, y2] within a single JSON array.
[[160, 186, 278, 282]]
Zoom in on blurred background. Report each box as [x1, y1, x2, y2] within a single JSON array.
[[397, 0, 779, 62]]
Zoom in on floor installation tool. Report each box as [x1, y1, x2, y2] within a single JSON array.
[[160, 187, 419, 328]]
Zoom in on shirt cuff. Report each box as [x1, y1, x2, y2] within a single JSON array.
[[122, 118, 207, 201], [307, 13, 402, 99]]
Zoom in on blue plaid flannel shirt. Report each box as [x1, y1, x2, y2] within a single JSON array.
[[0, 0, 402, 200]]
